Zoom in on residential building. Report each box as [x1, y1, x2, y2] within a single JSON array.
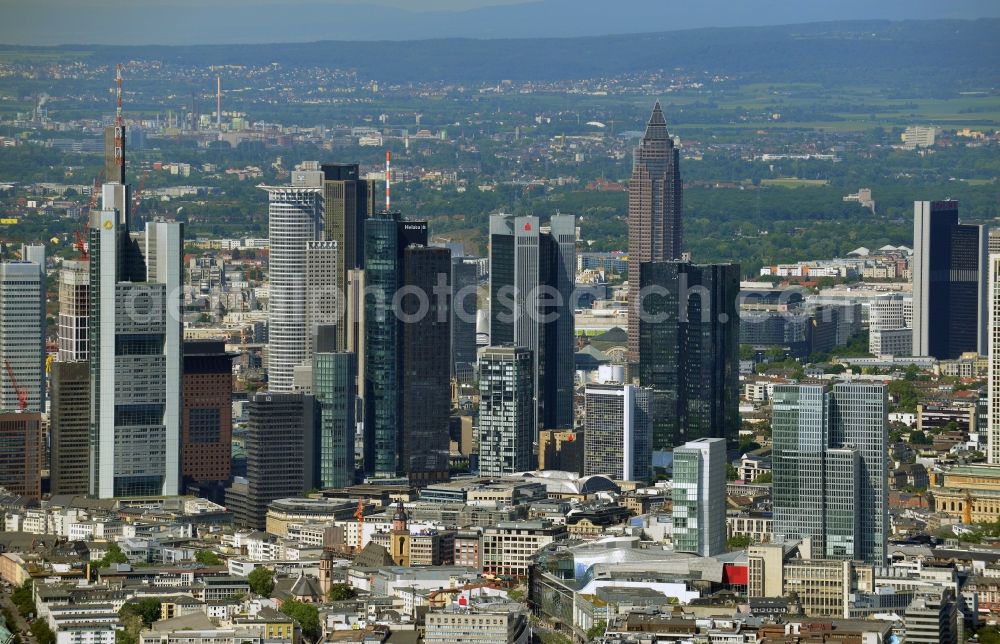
[[672, 437, 726, 557], [870, 328, 913, 357], [477, 346, 534, 477], [89, 182, 183, 498], [637, 261, 740, 449], [772, 382, 888, 564], [489, 213, 575, 435], [0, 412, 42, 500], [50, 361, 90, 495], [902, 126, 937, 149], [0, 260, 45, 412], [583, 382, 652, 481], [181, 340, 234, 490], [912, 200, 987, 359]]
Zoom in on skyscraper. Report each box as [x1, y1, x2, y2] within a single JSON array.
[[773, 382, 888, 564], [89, 182, 184, 498], [400, 246, 451, 484], [320, 164, 375, 351], [912, 200, 987, 359], [583, 382, 652, 482], [182, 340, 234, 493], [50, 361, 90, 495], [451, 255, 479, 380], [262, 172, 323, 392], [0, 412, 42, 500], [488, 213, 575, 435], [477, 345, 534, 477], [225, 392, 316, 529], [627, 101, 683, 364], [989, 254, 1000, 465], [637, 261, 740, 450], [363, 212, 429, 477], [672, 437, 726, 557], [313, 325, 357, 489], [0, 260, 45, 412], [58, 260, 90, 362], [305, 240, 340, 363]]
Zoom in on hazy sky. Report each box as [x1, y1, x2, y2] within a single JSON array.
[[0, 0, 996, 46]]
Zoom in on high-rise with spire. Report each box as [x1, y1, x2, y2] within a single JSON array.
[[627, 101, 682, 365]]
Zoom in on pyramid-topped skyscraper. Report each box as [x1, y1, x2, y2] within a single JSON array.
[[627, 101, 682, 364]]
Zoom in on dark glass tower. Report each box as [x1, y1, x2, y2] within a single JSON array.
[[321, 163, 375, 351], [363, 213, 429, 477], [912, 200, 987, 359], [638, 261, 739, 450], [401, 246, 451, 484], [181, 340, 235, 492], [313, 326, 357, 489], [627, 101, 682, 365]]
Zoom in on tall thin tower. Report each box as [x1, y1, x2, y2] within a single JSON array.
[[216, 75, 222, 130], [627, 101, 682, 365]]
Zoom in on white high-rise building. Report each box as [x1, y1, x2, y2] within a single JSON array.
[[583, 382, 652, 482], [988, 254, 1000, 465], [0, 259, 45, 412], [477, 345, 534, 477], [262, 179, 323, 392], [90, 183, 183, 498], [58, 260, 90, 362], [672, 437, 727, 557]]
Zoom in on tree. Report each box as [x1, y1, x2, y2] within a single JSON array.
[[121, 598, 162, 627], [586, 620, 607, 640], [30, 619, 55, 644], [95, 543, 128, 569], [909, 430, 932, 445], [248, 566, 275, 597], [195, 550, 223, 566], [11, 580, 34, 616], [327, 583, 357, 602], [280, 599, 321, 642], [728, 535, 752, 550], [975, 625, 1000, 644], [726, 463, 739, 481], [754, 472, 773, 484]]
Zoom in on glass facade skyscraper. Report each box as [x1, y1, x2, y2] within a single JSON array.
[[477, 345, 534, 477], [637, 261, 740, 450], [672, 437, 726, 557], [313, 326, 356, 489], [583, 382, 652, 482], [773, 382, 888, 565]]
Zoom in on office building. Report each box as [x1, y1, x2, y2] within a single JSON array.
[[672, 437, 726, 557], [0, 412, 42, 500], [400, 246, 451, 484], [912, 200, 987, 359], [583, 382, 652, 481], [989, 254, 1000, 464], [477, 346, 534, 477], [0, 260, 45, 412], [424, 605, 529, 644], [58, 259, 90, 362], [363, 212, 429, 477], [904, 590, 959, 644], [481, 520, 568, 578], [489, 213, 575, 435], [313, 326, 357, 489], [262, 176, 323, 392], [627, 101, 683, 364], [226, 392, 316, 529], [182, 340, 234, 490], [772, 382, 888, 564], [319, 163, 375, 351], [89, 181, 184, 498], [637, 261, 740, 449], [539, 429, 583, 474], [50, 361, 90, 495], [304, 240, 340, 363], [451, 255, 480, 380]]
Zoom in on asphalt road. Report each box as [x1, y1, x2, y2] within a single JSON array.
[[0, 589, 36, 644]]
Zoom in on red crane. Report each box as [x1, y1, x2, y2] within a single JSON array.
[[3, 360, 27, 411]]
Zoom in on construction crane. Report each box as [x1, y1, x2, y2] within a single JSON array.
[[3, 360, 27, 411]]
